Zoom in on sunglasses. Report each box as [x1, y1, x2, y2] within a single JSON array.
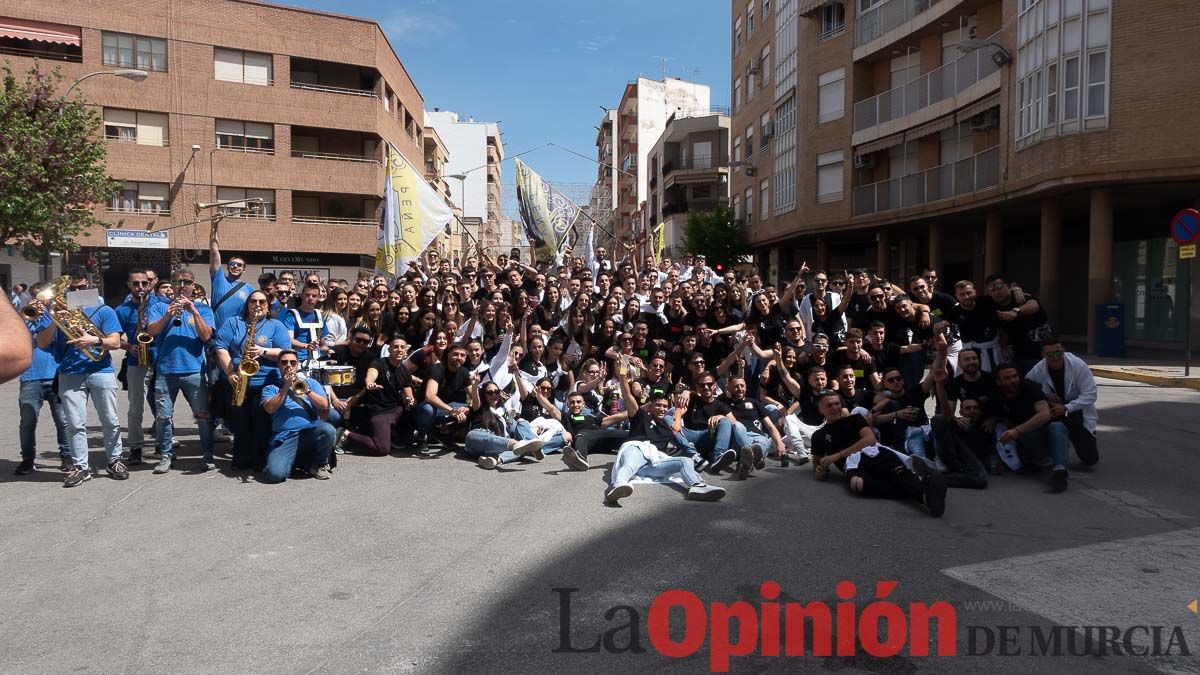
[[248, 299, 268, 305], [175, 279, 195, 286], [813, 344, 829, 350], [832, 280, 846, 286], [885, 376, 903, 383], [691, 360, 706, 366], [484, 389, 500, 395], [869, 294, 886, 301], [130, 281, 151, 287], [1045, 350, 1065, 358], [538, 386, 553, 392], [228, 262, 245, 268], [787, 326, 803, 332]]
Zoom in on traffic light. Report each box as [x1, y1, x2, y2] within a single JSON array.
[[97, 251, 111, 272], [715, 263, 724, 271], [85, 256, 97, 273]]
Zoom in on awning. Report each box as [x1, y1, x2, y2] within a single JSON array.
[[0, 17, 81, 46], [797, 0, 833, 15], [957, 93, 1001, 122], [905, 115, 957, 142], [855, 133, 906, 157]]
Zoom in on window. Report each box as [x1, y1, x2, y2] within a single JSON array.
[[817, 150, 844, 203], [817, 68, 845, 123], [734, 78, 742, 112], [890, 53, 920, 89], [858, 0, 884, 12], [102, 32, 167, 71], [1085, 50, 1107, 117], [735, 17, 743, 55], [763, 0, 770, 15], [216, 120, 274, 153], [214, 48, 272, 86], [772, 94, 797, 214], [819, 2, 846, 41], [110, 181, 169, 214], [760, 112, 771, 151], [1062, 55, 1080, 122], [103, 109, 168, 146], [747, 67, 755, 100], [760, 179, 770, 220], [744, 188, 754, 224], [748, 2, 756, 36], [733, 137, 742, 169], [216, 187, 276, 220], [745, 125, 755, 159], [760, 45, 771, 86], [733, 197, 742, 222]]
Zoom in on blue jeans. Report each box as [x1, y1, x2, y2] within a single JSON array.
[[464, 429, 520, 464], [512, 419, 566, 456], [413, 402, 469, 441], [905, 426, 929, 458], [670, 417, 734, 461], [740, 428, 771, 454], [1015, 421, 1070, 471], [154, 372, 214, 458], [609, 441, 703, 487], [263, 421, 335, 483], [58, 371, 122, 470], [19, 379, 69, 460]]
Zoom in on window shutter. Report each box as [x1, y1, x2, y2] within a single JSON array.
[[214, 48, 243, 82], [136, 112, 167, 146], [243, 52, 272, 85]]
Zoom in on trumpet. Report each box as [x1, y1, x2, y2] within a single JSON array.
[[20, 303, 43, 320], [291, 377, 311, 396]]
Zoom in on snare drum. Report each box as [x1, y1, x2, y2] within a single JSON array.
[[306, 362, 332, 385], [324, 365, 356, 387]]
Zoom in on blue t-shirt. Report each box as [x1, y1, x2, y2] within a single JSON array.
[[147, 301, 214, 375], [210, 271, 252, 335], [278, 307, 329, 362], [213, 316, 291, 387], [115, 298, 158, 363], [53, 304, 120, 375], [22, 313, 58, 381], [261, 372, 324, 436]]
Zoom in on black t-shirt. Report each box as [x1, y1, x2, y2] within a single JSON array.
[[751, 311, 786, 347], [627, 409, 675, 453], [563, 411, 605, 435], [518, 392, 556, 422], [723, 396, 769, 434], [996, 380, 1047, 426], [795, 384, 825, 426], [639, 374, 672, 401], [811, 414, 869, 471], [981, 294, 1051, 359], [853, 305, 896, 332], [924, 291, 962, 343], [880, 386, 930, 427], [684, 398, 731, 429], [956, 302, 1000, 343], [945, 372, 1001, 418], [810, 309, 846, 346], [358, 357, 412, 414], [329, 344, 379, 398], [839, 387, 876, 412], [427, 362, 469, 404], [1049, 367, 1067, 401], [831, 349, 877, 385], [845, 293, 872, 325]]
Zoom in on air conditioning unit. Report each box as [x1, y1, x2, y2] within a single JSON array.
[[969, 109, 999, 132], [746, 57, 760, 75], [762, 120, 774, 137], [853, 154, 876, 169]]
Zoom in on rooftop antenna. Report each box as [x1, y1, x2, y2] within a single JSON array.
[[653, 55, 673, 81]]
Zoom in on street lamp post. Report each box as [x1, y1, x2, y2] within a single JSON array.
[[58, 69, 149, 114]]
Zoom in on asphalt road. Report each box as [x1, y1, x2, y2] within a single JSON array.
[[1, 373, 1198, 674]]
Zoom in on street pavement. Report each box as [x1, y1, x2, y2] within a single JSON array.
[[1, 373, 1199, 674]]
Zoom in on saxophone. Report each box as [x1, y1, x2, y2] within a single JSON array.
[[38, 276, 107, 361], [232, 310, 261, 407], [133, 299, 152, 368]]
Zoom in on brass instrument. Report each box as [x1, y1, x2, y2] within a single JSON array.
[[20, 303, 42, 320], [37, 276, 106, 362], [133, 299, 152, 368], [232, 311, 261, 407], [291, 376, 311, 396]]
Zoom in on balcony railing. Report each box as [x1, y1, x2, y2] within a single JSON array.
[[291, 150, 380, 164], [217, 143, 274, 155], [662, 155, 726, 175], [853, 32, 1001, 132], [107, 206, 170, 216], [289, 82, 378, 98], [0, 44, 83, 62], [105, 135, 170, 148], [218, 210, 277, 221], [852, 146, 999, 216], [292, 215, 376, 226], [855, 0, 942, 48]]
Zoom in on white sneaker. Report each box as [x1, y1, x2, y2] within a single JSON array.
[[477, 456, 499, 469], [212, 428, 232, 443], [932, 456, 948, 473], [512, 439, 544, 458], [604, 483, 633, 504], [686, 482, 727, 502]]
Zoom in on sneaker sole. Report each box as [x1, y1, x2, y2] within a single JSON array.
[[63, 474, 92, 488], [686, 488, 727, 502], [709, 451, 737, 475], [736, 446, 753, 479], [106, 470, 130, 480], [925, 475, 948, 517], [910, 455, 935, 478], [605, 484, 633, 504], [562, 447, 590, 471]]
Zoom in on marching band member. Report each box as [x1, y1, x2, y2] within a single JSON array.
[[15, 297, 69, 475], [213, 290, 291, 471], [279, 283, 329, 368], [260, 350, 334, 483], [115, 269, 155, 465], [145, 270, 215, 473], [36, 271, 126, 488]]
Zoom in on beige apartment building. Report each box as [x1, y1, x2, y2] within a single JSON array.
[[1, 0, 430, 299], [645, 111, 732, 257], [732, 0, 1200, 351]]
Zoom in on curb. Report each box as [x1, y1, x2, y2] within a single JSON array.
[[1089, 366, 1200, 391]]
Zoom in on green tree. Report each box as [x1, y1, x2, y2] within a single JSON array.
[[0, 63, 116, 262], [681, 204, 750, 266]]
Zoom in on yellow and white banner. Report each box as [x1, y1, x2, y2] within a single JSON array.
[[652, 222, 666, 262], [375, 145, 452, 275], [514, 158, 580, 263]]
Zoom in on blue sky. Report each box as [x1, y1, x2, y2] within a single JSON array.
[[289, 0, 731, 194]]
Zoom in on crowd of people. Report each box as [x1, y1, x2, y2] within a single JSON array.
[[10, 221, 1101, 514]]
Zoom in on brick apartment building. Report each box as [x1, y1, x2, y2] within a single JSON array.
[[732, 0, 1200, 352], [0, 0, 430, 301], [644, 110, 732, 257]]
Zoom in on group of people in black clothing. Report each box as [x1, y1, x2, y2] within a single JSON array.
[[14, 224, 1101, 514]]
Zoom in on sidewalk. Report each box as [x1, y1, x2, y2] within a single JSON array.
[[1086, 355, 1200, 390]]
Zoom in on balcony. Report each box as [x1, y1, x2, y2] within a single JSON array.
[[852, 145, 999, 216], [289, 57, 378, 98], [291, 127, 381, 165], [0, 19, 82, 62], [856, 0, 945, 48], [853, 32, 1002, 135], [662, 155, 727, 176], [622, 153, 638, 172], [292, 191, 380, 227]]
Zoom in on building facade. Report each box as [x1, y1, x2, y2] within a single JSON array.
[[644, 111, 732, 257], [1, 0, 429, 299], [424, 110, 506, 255], [731, 0, 1200, 351], [611, 77, 711, 243]]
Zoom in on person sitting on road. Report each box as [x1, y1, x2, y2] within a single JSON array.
[[1025, 336, 1099, 468], [811, 390, 947, 518], [992, 362, 1072, 493], [671, 370, 757, 477], [464, 374, 546, 470], [533, 389, 631, 472], [260, 350, 334, 483]]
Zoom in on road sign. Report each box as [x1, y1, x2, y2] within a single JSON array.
[[1181, 244, 1197, 259], [1171, 208, 1200, 246]]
